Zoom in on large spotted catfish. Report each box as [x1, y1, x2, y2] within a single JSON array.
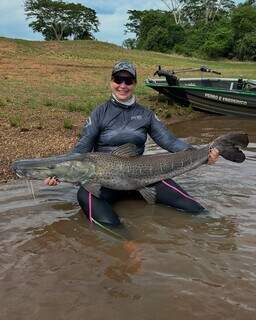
[[11, 133, 249, 204]]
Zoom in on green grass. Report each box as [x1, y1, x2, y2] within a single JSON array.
[[63, 118, 73, 129], [0, 37, 255, 118]]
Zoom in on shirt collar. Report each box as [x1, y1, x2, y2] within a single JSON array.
[[111, 94, 136, 108]]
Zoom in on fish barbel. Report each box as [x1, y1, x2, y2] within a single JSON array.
[[11, 133, 249, 203]]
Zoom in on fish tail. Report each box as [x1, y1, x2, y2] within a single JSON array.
[[211, 132, 249, 163]]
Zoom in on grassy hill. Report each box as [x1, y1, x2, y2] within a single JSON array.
[[1, 37, 256, 116], [0, 37, 255, 181]]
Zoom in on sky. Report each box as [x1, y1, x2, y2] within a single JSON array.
[[0, 0, 243, 45]]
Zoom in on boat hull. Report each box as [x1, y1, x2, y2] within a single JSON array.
[[146, 78, 256, 117]]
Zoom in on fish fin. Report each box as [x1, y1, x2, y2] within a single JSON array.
[[220, 147, 246, 163], [139, 187, 156, 204], [83, 183, 101, 198], [211, 133, 249, 163], [111, 144, 139, 157]]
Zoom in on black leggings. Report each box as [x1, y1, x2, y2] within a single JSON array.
[[77, 179, 205, 226]]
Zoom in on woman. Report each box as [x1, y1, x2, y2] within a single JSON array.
[[45, 60, 219, 226]]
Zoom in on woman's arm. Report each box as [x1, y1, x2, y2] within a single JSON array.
[[148, 112, 219, 164], [148, 112, 192, 152]]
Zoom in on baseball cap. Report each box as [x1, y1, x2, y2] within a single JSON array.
[[111, 60, 137, 81]]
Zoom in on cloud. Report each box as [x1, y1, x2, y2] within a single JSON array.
[[96, 12, 128, 44]]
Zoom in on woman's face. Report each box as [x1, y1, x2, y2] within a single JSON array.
[[110, 71, 136, 102]]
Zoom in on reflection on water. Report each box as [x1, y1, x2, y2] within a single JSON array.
[[0, 115, 256, 320]]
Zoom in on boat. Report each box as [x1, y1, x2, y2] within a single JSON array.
[[145, 66, 256, 117]]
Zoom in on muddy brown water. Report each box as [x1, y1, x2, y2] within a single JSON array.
[[0, 115, 255, 320]]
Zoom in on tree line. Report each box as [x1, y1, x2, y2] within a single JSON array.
[[24, 0, 255, 61], [123, 0, 256, 61]]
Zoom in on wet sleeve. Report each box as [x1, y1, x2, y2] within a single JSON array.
[[148, 112, 192, 152], [72, 108, 101, 153]]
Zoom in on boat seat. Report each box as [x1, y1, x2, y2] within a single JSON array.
[[236, 78, 244, 90]]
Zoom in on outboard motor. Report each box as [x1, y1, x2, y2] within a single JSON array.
[[154, 66, 179, 86]]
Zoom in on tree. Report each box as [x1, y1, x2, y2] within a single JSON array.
[[245, 0, 255, 5], [231, 3, 256, 41], [24, 0, 99, 41], [142, 25, 180, 52], [200, 19, 234, 58], [174, 23, 211, 56], [160, 0, 184, 24], [123, 2, 255, 60], [125, 10, 184, 52], [124, 10, 147, 38], [181, 0, 235, 25], [231, 3, 256, 60], [235, 33, 256, 61]]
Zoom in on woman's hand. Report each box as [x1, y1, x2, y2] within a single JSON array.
[[208, 148, 220, 165], [44, 177, 60, 186]]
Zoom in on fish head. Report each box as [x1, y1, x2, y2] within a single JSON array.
[[11, 154, 96, 184], [11, 159, 64, 180]]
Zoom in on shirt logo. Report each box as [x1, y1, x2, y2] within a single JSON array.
[[85, 117, 92, 127], [131, 115, 142, 120]]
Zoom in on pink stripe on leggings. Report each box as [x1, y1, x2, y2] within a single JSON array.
[[162, 180, 197, 202], [88, 192, 93, 223]]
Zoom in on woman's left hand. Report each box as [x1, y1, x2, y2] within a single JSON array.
[[208, 148, 220, 165]]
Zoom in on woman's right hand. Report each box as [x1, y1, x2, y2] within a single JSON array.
[[44, 177, 60, 186]]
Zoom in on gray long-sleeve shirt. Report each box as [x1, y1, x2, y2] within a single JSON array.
[[73, 97, 191, 155]]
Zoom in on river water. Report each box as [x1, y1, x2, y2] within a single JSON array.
[[0, 115, 255, 320]]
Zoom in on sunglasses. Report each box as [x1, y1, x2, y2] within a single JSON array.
[[112, 75, 134, 85]]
